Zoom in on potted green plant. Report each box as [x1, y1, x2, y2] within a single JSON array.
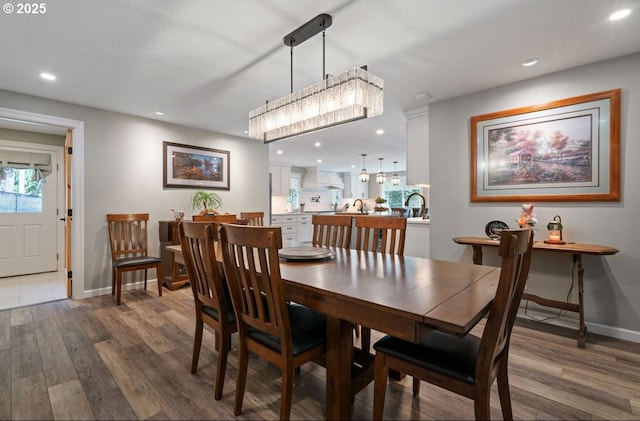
[[191, 191, 222, 215]]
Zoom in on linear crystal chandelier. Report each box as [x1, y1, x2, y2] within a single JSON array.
[[248, 14, 384, 143]]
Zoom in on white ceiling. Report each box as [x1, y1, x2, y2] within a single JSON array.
[[1, 0, 639, 173]]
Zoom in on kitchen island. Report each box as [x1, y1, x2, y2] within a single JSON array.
[[271, 212, 430, 257]]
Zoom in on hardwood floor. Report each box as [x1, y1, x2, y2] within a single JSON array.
[[1, 287, 639, 420]]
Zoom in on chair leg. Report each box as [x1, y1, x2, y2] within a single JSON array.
[[373, 352, 389, 420], [214, 332, 231, 401], [191, 319, 203, 374], [280, 364, 294, 421], [143, 268, 148, 290], [473, 382, 492, 421], [412, 377, 421, 396], [234, 343, 249, 416], [361, 327, 371, 353], [111, 268, 116, 296], [156, 263, 163, 297], [497, 364, 513, 420], [116, 270, 123, 305]]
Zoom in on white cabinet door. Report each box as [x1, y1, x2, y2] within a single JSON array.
[[349, 174, 368, 198], [405, 222, 430, 258], [270, 165, 282, 195], [297, 215, 313, 242], [269, 165, 291, 196]]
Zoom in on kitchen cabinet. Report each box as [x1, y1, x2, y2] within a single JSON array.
[[269, 164, 291, 196], [297, 214, 313, 242], [349, 174, 369, 199], [404, 220, 430, 258], [272, 214, 313, 244], [404, 106, 429, 186], [271, 214, 297, 246]]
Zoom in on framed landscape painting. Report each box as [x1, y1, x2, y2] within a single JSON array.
[[470, 89, 620, 202], [163, 141, 230, 190]]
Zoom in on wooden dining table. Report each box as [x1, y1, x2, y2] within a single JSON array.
[[167, 244, 500, 420]]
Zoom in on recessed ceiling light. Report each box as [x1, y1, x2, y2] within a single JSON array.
[[314, 142, 321, 147], [317, 159, 322, 163], [276, 150, 283, 155], [376, 129, 384, 135], [154, 111, 165, 116], [244, 130, 249, 134], [521, 58, 540, 67], [40, 72, 56, 81], [609, 9, 631, 21]]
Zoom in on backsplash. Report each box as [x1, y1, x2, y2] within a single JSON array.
[[272, 188, 355, 213]]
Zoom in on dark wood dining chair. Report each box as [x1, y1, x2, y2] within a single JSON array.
[[311, 214, 353, 248], [372, 229, 534, 420], [106, 213, 163, 305], [178, 221, 237, 400], [240, 211, 264, 226], [354, 215, 407, 255], [219, 224, 327, 421], [354, 215, 407, 351]]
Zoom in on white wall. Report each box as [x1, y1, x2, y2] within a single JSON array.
[[0, 90, 269, 294], [429, 52, 640, 340]]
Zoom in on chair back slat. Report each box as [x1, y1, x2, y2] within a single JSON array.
[[240, 211, 265, 226], [354, 215, 406, 255], [311, 214, 353, 248], [220, 225, 289, 344], [477, 228, 533, 382], [179, 221, 230, 317], [106, 213, 150, 260]]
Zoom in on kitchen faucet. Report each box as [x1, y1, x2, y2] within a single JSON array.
[[353, 198, 365, 214], [405, 192, 428, 219]]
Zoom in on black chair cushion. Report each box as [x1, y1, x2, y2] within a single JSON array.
[[248, 303, 326, 356], [113, 256, 163, 268], [373, 330, 480, 385], [202, 299, 236, 324]]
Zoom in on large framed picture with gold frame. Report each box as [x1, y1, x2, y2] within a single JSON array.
[[163, 141, 230, 190], [470, 89, 620, 202]]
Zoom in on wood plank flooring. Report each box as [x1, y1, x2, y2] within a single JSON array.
[[1, 287, 639, 420]]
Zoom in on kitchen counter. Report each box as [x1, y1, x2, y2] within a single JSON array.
[[273, 211, 430, 225], [407, 217, 430, 225]]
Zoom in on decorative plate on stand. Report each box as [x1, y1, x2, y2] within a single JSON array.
[[485, 220, 509, 240]]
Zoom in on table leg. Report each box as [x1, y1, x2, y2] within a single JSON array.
[[326, 316, 353, 420], [471, 245, 483, 265], [575, 253, 587, 348]]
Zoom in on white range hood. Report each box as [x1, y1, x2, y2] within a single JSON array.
[[302, 167, 344, 190]]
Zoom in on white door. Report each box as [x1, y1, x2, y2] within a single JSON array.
[[0, 143, 59, 277]]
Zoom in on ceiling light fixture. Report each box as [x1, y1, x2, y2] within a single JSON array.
[[359, 154, 370, 183], [521, 58, 540, 67], [248, 14, 384, 143], [609, 9, 631, 21], [376, 157, 386, 184], [39, 72, 56, 81], [391, 161, 400, 186], [376, 129, 384, 135], [154, 110, 165, 116]]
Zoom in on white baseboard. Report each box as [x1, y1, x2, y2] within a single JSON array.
[[79, 278, 161, 299], [517, 307, 640, 344]]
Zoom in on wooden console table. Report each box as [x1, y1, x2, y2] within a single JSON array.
[[453, 236, 619, 348], [159, 220, 189, 290]]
